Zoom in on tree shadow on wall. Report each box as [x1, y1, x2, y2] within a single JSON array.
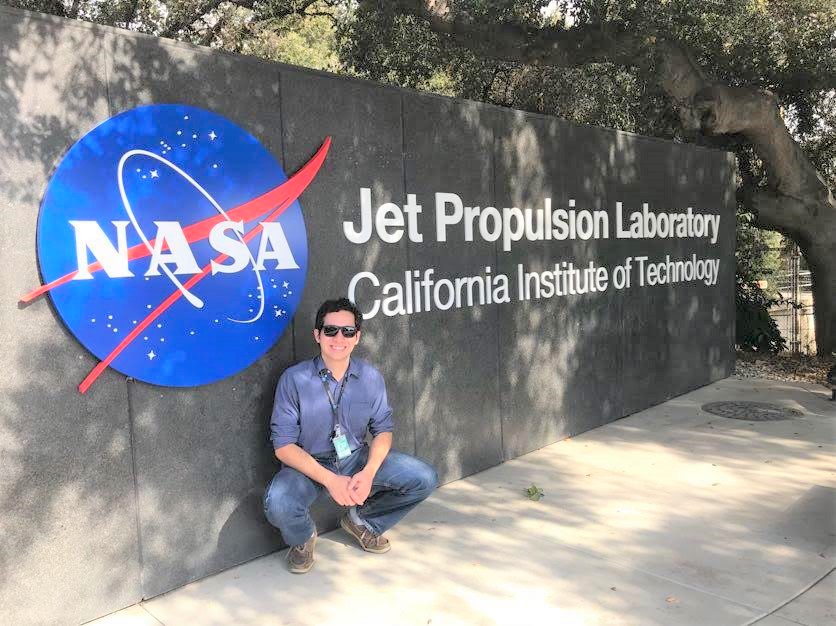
[[490, 105, 737, 460], [0, 5, 738, 626], [408, 93, 736, 482], [0, 7, 334, 624]]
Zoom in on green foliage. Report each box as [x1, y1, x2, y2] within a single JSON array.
[[337, 0, 835, 161], [736, 286, 788, 353], [9, 2, 831, 171], [4, 0, 166, 31], [737, 216, 784, 296], [242, 13, 341, 72], [4, 1, 832, 354], [735, 211, 787, 352], [2, 1, 345, 71], [524, 484, 544, 501]]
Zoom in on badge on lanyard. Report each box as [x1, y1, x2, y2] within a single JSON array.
[[319, 367, 351, 459], [332, 426, 352, 460]]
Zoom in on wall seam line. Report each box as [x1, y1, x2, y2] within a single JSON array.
[[491, 114, 506, 461], [125, 380, 147, 598], [277, 69, 296, 365], [103, 33, 146, 601], [102, 32, 112, 118], [401, 92, 418, 458]]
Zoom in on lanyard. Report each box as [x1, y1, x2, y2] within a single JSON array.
[[318, 368, 348, 435]]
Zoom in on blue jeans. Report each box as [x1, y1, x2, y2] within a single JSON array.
[[263, 446, 438, 547]]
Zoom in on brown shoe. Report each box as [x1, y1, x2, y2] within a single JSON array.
[[287, 529, 316, 574], [340, 515, 391, 553]]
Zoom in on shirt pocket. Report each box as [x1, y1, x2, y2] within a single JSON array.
[[348, 401, 372, 434]]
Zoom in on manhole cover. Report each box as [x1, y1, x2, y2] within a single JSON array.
[[701, 401, 803, 421]]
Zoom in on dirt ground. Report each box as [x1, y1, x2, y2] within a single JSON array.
[[733, 350, 834, 386]]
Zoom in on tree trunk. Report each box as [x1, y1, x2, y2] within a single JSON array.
[[805, 241, 836, 355], [660, 43, 836, 356], [746, 187, 836, 355], [374, 1, 836, 355]]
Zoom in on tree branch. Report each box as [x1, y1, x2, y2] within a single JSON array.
[[365, 0, 645, 66], [160, 0, 226, 38], [197, 14, 227, 47], [160, 0, 331, 39], [121, 0, 140, 29], [160, 0, 256, 38], [482, 64, 501, 102], [742, 184, 807, 239], [375, 1, 834, 234]]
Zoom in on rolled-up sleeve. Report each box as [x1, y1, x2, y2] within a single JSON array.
[[270, 372, 301, 450], [367, 370, 394, 437]]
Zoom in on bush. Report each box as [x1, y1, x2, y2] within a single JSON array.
[[735, 283, 787, 353], [735, 212, 787, 353]]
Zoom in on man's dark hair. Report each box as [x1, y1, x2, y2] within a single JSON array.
[[314, 297, 363, 330]]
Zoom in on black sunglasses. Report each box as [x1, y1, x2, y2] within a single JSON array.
[[320, 325, 358, 338]]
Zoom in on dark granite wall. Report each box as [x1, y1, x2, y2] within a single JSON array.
[[0, 6, 735, 625]]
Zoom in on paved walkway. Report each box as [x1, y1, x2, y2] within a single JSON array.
[[88, 377, 835, 626]]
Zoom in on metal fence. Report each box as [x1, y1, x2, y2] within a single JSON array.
[[767, 246, 816, 353]]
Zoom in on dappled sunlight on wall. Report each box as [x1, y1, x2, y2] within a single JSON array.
[[0, 5, 735, 624]]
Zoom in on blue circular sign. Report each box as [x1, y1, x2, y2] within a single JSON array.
[[37, 104, 309, 387]]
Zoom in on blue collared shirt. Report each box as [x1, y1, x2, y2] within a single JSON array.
[[270, 356, 394, 456]]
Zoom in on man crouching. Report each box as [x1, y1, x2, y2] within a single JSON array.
[[263, 297, 438, 573]]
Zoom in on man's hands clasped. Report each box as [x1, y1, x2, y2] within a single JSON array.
[[325, 468, 373, 506], [347, 469, 373, 504]]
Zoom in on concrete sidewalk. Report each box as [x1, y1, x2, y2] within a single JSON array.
[[88, 377, 835, 626]]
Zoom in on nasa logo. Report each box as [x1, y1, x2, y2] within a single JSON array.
[[24, 104, 330, 392]]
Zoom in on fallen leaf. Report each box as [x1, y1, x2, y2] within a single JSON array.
[[524, 484, 545, 501]]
